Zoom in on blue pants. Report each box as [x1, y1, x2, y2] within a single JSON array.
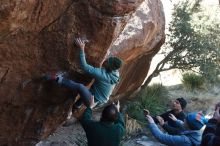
[[60, 78, 92, 107]]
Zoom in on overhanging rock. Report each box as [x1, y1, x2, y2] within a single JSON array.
[[0, 0, 165, 145]]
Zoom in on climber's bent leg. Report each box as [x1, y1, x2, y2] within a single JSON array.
[[60, 78, 92, 107]]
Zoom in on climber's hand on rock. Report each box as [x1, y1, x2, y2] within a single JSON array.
[[75, 38, 85, 51]]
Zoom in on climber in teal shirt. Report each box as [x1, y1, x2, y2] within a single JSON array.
[[45, 38, 123, 108], [79, 46, 121, 104], [74, 38, 123, 107]]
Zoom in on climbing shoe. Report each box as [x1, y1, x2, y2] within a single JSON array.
[[43, 72, 66, 83]]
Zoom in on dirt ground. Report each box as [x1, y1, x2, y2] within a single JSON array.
[[36, 83, 220, 146]]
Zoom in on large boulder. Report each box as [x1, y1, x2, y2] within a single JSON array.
[[0, 0, 165, 145], [111, 0, 165, 97]]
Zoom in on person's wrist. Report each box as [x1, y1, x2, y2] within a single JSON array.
[[148, 119, 155, 124]]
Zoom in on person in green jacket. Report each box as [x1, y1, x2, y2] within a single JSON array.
[[80, 100, 125, 146], [44, 38, 123, 109]]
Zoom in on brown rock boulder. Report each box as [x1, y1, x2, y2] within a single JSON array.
[[0, 0, 164, 145], [111, 0, 165, 97]]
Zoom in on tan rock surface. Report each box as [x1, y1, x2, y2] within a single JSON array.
[[111, 0, 165, 97]]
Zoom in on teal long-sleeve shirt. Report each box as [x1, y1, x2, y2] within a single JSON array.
[[80, 108, 125, 146], [79, 50, 120, 104]]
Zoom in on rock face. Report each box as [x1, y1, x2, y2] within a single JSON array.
[[0, 0, 165, 145], [110, 0, 165, 97]]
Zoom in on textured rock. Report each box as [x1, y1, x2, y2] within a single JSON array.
[[111, 0, 165, 97], [0, 0, 164, 145]]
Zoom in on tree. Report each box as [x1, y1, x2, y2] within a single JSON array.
[[142, 0, 220, 88]]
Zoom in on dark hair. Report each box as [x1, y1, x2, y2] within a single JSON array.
[[101, 104, 119, 122], [176, 97, 187, 110], [106, 57, 123, 72], [105, 65, 113, 73]]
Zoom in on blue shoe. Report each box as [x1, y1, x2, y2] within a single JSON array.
[[56, 72, 66, 84]]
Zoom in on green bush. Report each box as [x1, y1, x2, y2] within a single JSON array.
[[126, 84, 169, 124], [182, 73, 205, 91]]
